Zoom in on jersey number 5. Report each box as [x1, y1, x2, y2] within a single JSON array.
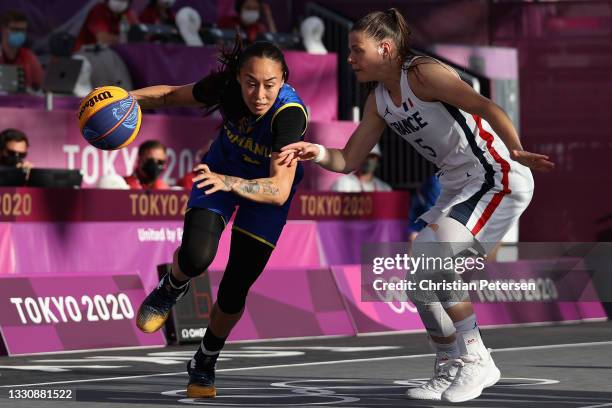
[[415, 138, 437, 158]]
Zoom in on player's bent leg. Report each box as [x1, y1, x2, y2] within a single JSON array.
[[405, 223, 469, 400], [186, 303, 244, 399], [409, 216, 500, 402], [426, 216, 502, 402], [137, 209, 225, 333], [405, 302, 460, 401], [186, 229, 274, 398]]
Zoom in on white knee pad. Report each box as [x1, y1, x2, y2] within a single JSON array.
[[409, 215, 476, 305], [412, 216, 477, 258]]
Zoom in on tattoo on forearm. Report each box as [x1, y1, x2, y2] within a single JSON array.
[[240, 180, 260, 194], [222, 175, 239, 190], [261, 180, 279, 195], [237, 179, 279, 196]]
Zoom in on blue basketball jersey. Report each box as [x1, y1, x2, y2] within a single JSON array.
[[204, 84, 307, 184]]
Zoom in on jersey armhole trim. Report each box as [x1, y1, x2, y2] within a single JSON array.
[[271, 102, 309, 136]]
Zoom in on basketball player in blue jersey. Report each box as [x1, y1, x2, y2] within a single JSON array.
[[129, 41, 308, 399], [280, 9, 554, 404]]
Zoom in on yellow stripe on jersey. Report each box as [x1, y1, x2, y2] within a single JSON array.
[[271, 103, 309, 136]]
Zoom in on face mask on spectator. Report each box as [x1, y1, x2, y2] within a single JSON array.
[[7, 31, 26, 49], [108, 0, 129, 14], [0, 150, 26, 167], [159, 0, 175, 7], [141, 158, 165, 181], [240, 10, 260, 25]]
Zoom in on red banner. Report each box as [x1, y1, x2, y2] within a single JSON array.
[[0, 188, 409, 222]]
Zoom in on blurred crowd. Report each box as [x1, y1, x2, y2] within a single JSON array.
[[0, 0, 328, 97], [0, 1, 410, 200]]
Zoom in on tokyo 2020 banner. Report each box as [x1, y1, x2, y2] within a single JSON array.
[[0, 273, 165, 355]]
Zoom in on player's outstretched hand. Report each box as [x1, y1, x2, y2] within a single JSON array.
[[192, 164, 235, 194], [279, 142, 321, 166], [511, 150, 555, 172]]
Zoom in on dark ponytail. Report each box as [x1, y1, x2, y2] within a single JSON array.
[[195, 37, 290, 124], [352, 8, 413, 65]]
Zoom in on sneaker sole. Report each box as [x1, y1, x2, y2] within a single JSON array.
[[484, 365, 501, 388], [405, 391, 442, 401], [186, 384, 216, 398], [442, 365, 501, 403], [136, 307, 169, 333]]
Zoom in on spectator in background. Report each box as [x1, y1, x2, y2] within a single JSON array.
[[331, 144, 391, 192], [219, 0, 276, 43], [0, 10, 44, 91], [407, 174, 441, 242], [0, 128, 32, 170], [124, 139, 169, 190], [74, 0, 139, 51], [140, 0, 176, 25]]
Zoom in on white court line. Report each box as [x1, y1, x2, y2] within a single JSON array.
[[3, 344, 165, 358], [483, 392, 612, 402], [1, 340, 611, 388], [357, 318, 609, 337], [488, 341, 612, 353]]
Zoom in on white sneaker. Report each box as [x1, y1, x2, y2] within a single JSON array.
[[441, 353, 501, 403], [405, 357, 458, 400]]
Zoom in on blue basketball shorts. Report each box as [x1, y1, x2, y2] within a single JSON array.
[[187, 182, 295, 248]]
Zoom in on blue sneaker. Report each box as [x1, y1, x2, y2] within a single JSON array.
[[186, 350, 218, 398], [136, 273, 190, 333]]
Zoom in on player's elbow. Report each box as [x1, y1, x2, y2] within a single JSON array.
[[342, 150, 359, 174], [342, 165, 356, 174], [343, 159, 358, 174]]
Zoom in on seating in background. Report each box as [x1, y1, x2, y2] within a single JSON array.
[[256, 32, 301, 50]]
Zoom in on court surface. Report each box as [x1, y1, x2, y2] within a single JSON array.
[[0, 321, 611, 407]]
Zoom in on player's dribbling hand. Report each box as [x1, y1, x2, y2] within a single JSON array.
[[279, 142, 320, 166], [511, 150, 555, 172], [192, 164, 234, 194]]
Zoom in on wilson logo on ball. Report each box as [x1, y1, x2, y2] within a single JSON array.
[[77, 86, 142, 151], [77, 90, 113, 120]]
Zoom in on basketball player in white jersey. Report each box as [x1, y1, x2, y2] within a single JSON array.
[[279, 8, 554, 403]]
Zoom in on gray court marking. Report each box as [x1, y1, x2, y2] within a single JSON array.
[[1, 340, 611, 388], [163, 387, 361, 406], [160, 377, 562, 406]]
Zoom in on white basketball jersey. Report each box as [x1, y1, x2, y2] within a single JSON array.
[[374, 57, 514, 182], [374, 57, 534, 249]]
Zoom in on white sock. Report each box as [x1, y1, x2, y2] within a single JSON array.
[[429, 335, 460, 363], [453, 314, 489, 358]]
